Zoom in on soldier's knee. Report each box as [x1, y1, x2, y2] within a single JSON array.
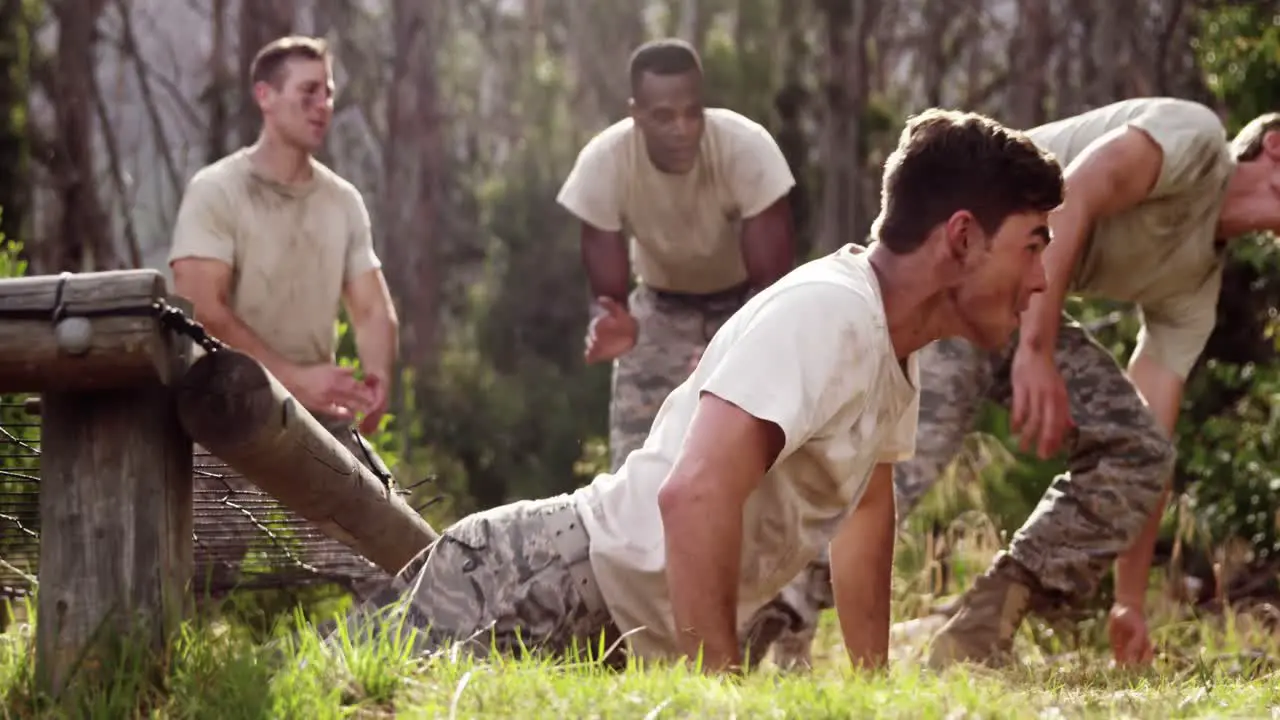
[[1134, 417, 1177, 477], [1113, 414, 1177, 497]]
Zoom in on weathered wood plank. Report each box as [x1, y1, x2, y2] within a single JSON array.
[[174, 348, 439, 575], [0, 270, 189, 394], [35, 381, 194, 696]]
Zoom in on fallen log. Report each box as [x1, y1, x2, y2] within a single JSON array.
[[174, 348, 439, 575]]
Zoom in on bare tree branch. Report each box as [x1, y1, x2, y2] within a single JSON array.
[[89, 65, 142, 268], [95, 27, 207, 134], [111, 0, 184, 201]]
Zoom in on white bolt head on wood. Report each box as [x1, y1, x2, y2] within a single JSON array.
[[54, 317, 93, 355]]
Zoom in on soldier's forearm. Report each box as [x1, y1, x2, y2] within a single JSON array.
[[831, 463, 895, 670], [199, 301, 301, 383], [351, 305, 398, 382], [1019, 203, 1092, 356], [739, 197, 795, 291], [1114, 350, 1185, 608], [1114, 485, 1172, 607], [660, 488, 745, 672], [580, 224, 631, 305]]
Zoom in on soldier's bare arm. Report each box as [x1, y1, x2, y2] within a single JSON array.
[[657, 392, 784, 673], [579, 222, 631, 306], [172, 257, 300, 382], [1013, 126, 1164, 458], [342, 267, 399, 432], [726, 122, 797, 293], [739, 196, 795, 291], [1106, 350, 1181, 665], [829, 462, 896, 670]]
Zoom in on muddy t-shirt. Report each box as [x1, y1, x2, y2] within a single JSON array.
[[557, 108, 796, 295], [168, 148, 380, 365], [1026, 97, 1235, 378]]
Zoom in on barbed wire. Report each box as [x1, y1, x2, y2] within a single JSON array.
[[0, 401, 398, 597], [0, 289, 442, 598]]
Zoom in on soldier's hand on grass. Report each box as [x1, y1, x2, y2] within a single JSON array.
[[288, 364, 376, 421], [1108, 603, 1155, 667], [584, 296, 638, 364], [1010, 345, 1074, 459]]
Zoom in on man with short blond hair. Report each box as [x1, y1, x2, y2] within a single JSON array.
[[168, 35, 414, 588]]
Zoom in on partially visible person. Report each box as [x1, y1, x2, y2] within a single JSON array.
[[556, 38, 797, 473], [760, 98, 1280, 671], [326, 107, 1065, 675], [168, 35, 415, 591]]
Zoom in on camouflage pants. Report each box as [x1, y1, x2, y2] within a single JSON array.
[[762, 315, 1175, 663], [192, 415, 395, 593], [609, 283, 748, 471], [329, 494, 620, 662]]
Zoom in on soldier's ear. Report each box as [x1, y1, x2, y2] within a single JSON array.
[[1263, 128, 1280, 162]]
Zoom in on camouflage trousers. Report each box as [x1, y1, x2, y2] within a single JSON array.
[[328, 494, 621, 662], [325, 492, 849, 668], [761, 315, 1175, 664], [192, 415, 395, 593], [609, 283, 749, 471]]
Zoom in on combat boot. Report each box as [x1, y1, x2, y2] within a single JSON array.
[[925, 554, 1040, 669]]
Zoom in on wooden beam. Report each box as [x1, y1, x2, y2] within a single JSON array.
[[0, 270, 189, 394], [35, 380, 194, 696], [174, 348, 440, 575]]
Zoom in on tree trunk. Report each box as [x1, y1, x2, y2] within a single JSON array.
[[236, 0, 295, 147], [47, 0, 116, 272], [382, 0, 446, 371], [205, 0, 230, 164], [0, 0, 34, 247], [1007, 0, 1051, 128]]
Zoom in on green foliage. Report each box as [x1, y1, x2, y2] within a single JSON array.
[[1194, 4, 1280, 121], [1173, 6, 1280, 558]]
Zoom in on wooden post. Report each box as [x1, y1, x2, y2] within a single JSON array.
[[0, 269, 193, 697], [36, 383, 192, 695], [174, 348, 439, 575]]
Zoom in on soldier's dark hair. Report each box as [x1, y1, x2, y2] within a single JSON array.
[[871, 108, 1065, 254], [250, 35, 331, 88], [628, 38, 702, 96]]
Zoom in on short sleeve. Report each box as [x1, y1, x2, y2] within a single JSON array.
[[343, 187, 381, 283], [556, 128, 625, 232], [697, 283, 874, 464], [723, 117, 796, 218], [168, 172, 236, 266], [1126, 100, 1229, 200], [876, 353, 921, 464], [1134, 268, 1223, 379]]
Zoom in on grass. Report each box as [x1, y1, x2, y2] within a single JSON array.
[[2, 437, 1277, 718], [2, 538, 1278, 719]]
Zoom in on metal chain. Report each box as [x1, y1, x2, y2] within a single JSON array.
[[150, 298, 228, 355]]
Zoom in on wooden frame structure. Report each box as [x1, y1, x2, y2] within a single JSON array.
[[0, 269, 438, 697]]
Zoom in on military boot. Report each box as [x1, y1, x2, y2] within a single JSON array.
[[925, 554, 1041, 669]]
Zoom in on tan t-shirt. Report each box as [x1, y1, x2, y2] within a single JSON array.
[[572, 245, 920, 661], [167, 148, 381, 366], [556, 108, 797, 295], [1026, 97, 1235, 378]]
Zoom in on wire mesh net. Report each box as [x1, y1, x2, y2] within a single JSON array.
[[0, 393, 392, 599]]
